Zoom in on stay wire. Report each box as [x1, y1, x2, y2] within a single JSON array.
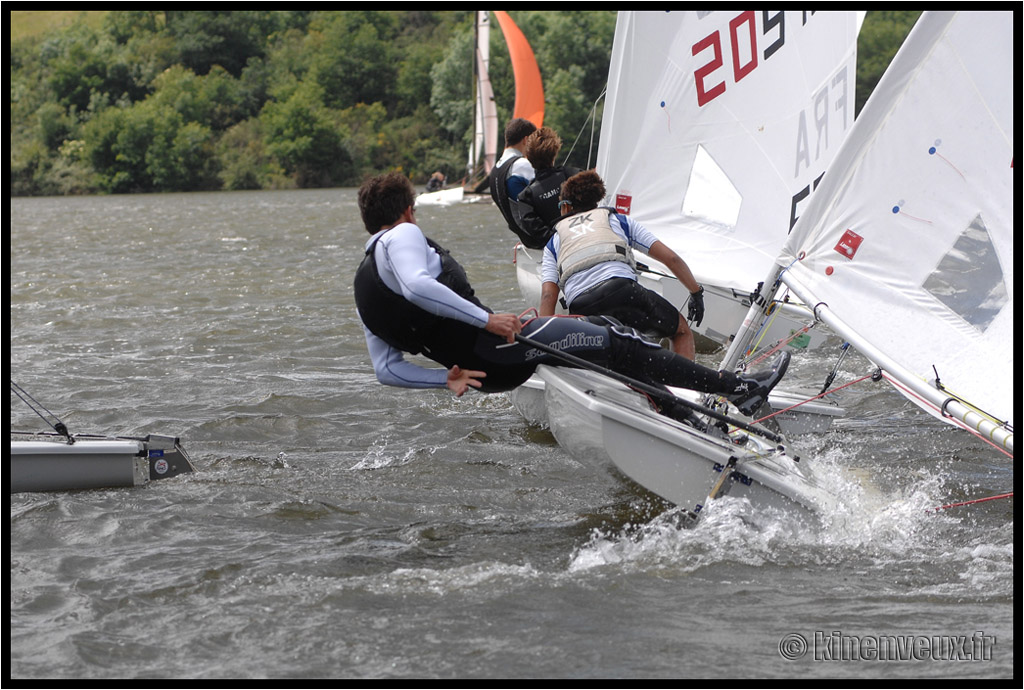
[[10, 380, 74, 444], [560, 87, 607, 170]]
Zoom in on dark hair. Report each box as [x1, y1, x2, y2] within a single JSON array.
[[524, 127, 561, 169], [559, 170, 605, 212], [357, 172, 416, 233], [504, 118, 537, 147]]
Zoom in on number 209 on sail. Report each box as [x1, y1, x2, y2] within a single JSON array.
[[692, 11, 812, 108]]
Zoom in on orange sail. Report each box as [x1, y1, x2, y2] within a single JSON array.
[[493, 11, 544, 128]]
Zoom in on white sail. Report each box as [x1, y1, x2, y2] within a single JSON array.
[[779, 11, 1014, 453], [596, 11, 863, 292], [470, 11, 498, 177]]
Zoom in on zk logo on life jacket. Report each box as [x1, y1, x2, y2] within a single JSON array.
[[566, 212, 598, 236]]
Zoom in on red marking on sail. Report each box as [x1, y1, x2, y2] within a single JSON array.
[[615, 193, 633, 215], [833, 229, 863, 260]]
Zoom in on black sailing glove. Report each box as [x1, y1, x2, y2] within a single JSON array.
[[687, 286, 705, 327]]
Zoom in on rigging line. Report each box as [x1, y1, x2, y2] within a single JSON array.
[[751, 371, 876, 426], [10, 380, 74, 444], [929, 492, 1013, 512], [742, 318, 815, 370], [818, 342, 852, 396], [742, 262, 803, 361], [739, 281, 808, 367], [561, 87, 607, 169], [735, 303, 786, 369], [745, 307, 781, 362], [879, 372, 1013, 458]]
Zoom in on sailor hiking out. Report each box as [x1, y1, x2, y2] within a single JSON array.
[[353, 171, 787, 415]]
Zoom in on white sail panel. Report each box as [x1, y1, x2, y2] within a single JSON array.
[[596, 11, 863, 291], [470, 11, 498, 176], [780, 11, 1014, 436]]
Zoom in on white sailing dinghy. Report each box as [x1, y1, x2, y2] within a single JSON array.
[[515, 10, 863, 352], [511, 10, 857, 432], [11, 434, 196, 493], [10, 382, 195, 493], [528, 10, 1014, 520]]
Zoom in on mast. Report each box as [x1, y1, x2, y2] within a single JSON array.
[[468, 11, 498, 183]]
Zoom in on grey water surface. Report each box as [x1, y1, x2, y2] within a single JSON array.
[[9, 189, 1013, 679]]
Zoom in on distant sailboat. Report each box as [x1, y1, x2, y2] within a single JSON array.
[[466, 10, 499, 189], [420, 11, 544, 205], [493, 11, 544, 128]]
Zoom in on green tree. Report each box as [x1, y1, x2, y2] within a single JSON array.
[[47, 28, 115, 113], [310, 11, 398, 111], [260, 81, 353, 187], [149, 64, 251, 131], [217, 119, 284, 190], [10, 10, 921, 196], [163, 10, 283, 77], [429, 25, 475, 145], [81, 99, 218, 193]]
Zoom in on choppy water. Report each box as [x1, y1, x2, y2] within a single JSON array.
[[9, 189, 1013, 679]]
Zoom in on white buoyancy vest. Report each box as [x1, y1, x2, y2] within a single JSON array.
[[554, 208, 635, 289]]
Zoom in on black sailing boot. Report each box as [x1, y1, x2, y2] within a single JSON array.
[[727, 351, 791, 417]]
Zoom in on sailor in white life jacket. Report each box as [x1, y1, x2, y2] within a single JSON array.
[[539, 170, 706, 359]]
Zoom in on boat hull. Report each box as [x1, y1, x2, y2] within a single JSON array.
[[534, 365, 841, 521], [510, 374, 843, 438], [11, 435, 195, 493], [415, 187, 465, 206]]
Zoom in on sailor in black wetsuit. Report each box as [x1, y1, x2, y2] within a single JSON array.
[[353, 171, 787, 414]]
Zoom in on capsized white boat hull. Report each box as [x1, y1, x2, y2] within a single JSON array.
[[11, 435, 195, 493], [514, 244, 831, 353], [534, 365, 843, 521]]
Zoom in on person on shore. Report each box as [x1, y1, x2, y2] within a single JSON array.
[[353, 171, 786, 416], [539, 170, 706, 359]]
